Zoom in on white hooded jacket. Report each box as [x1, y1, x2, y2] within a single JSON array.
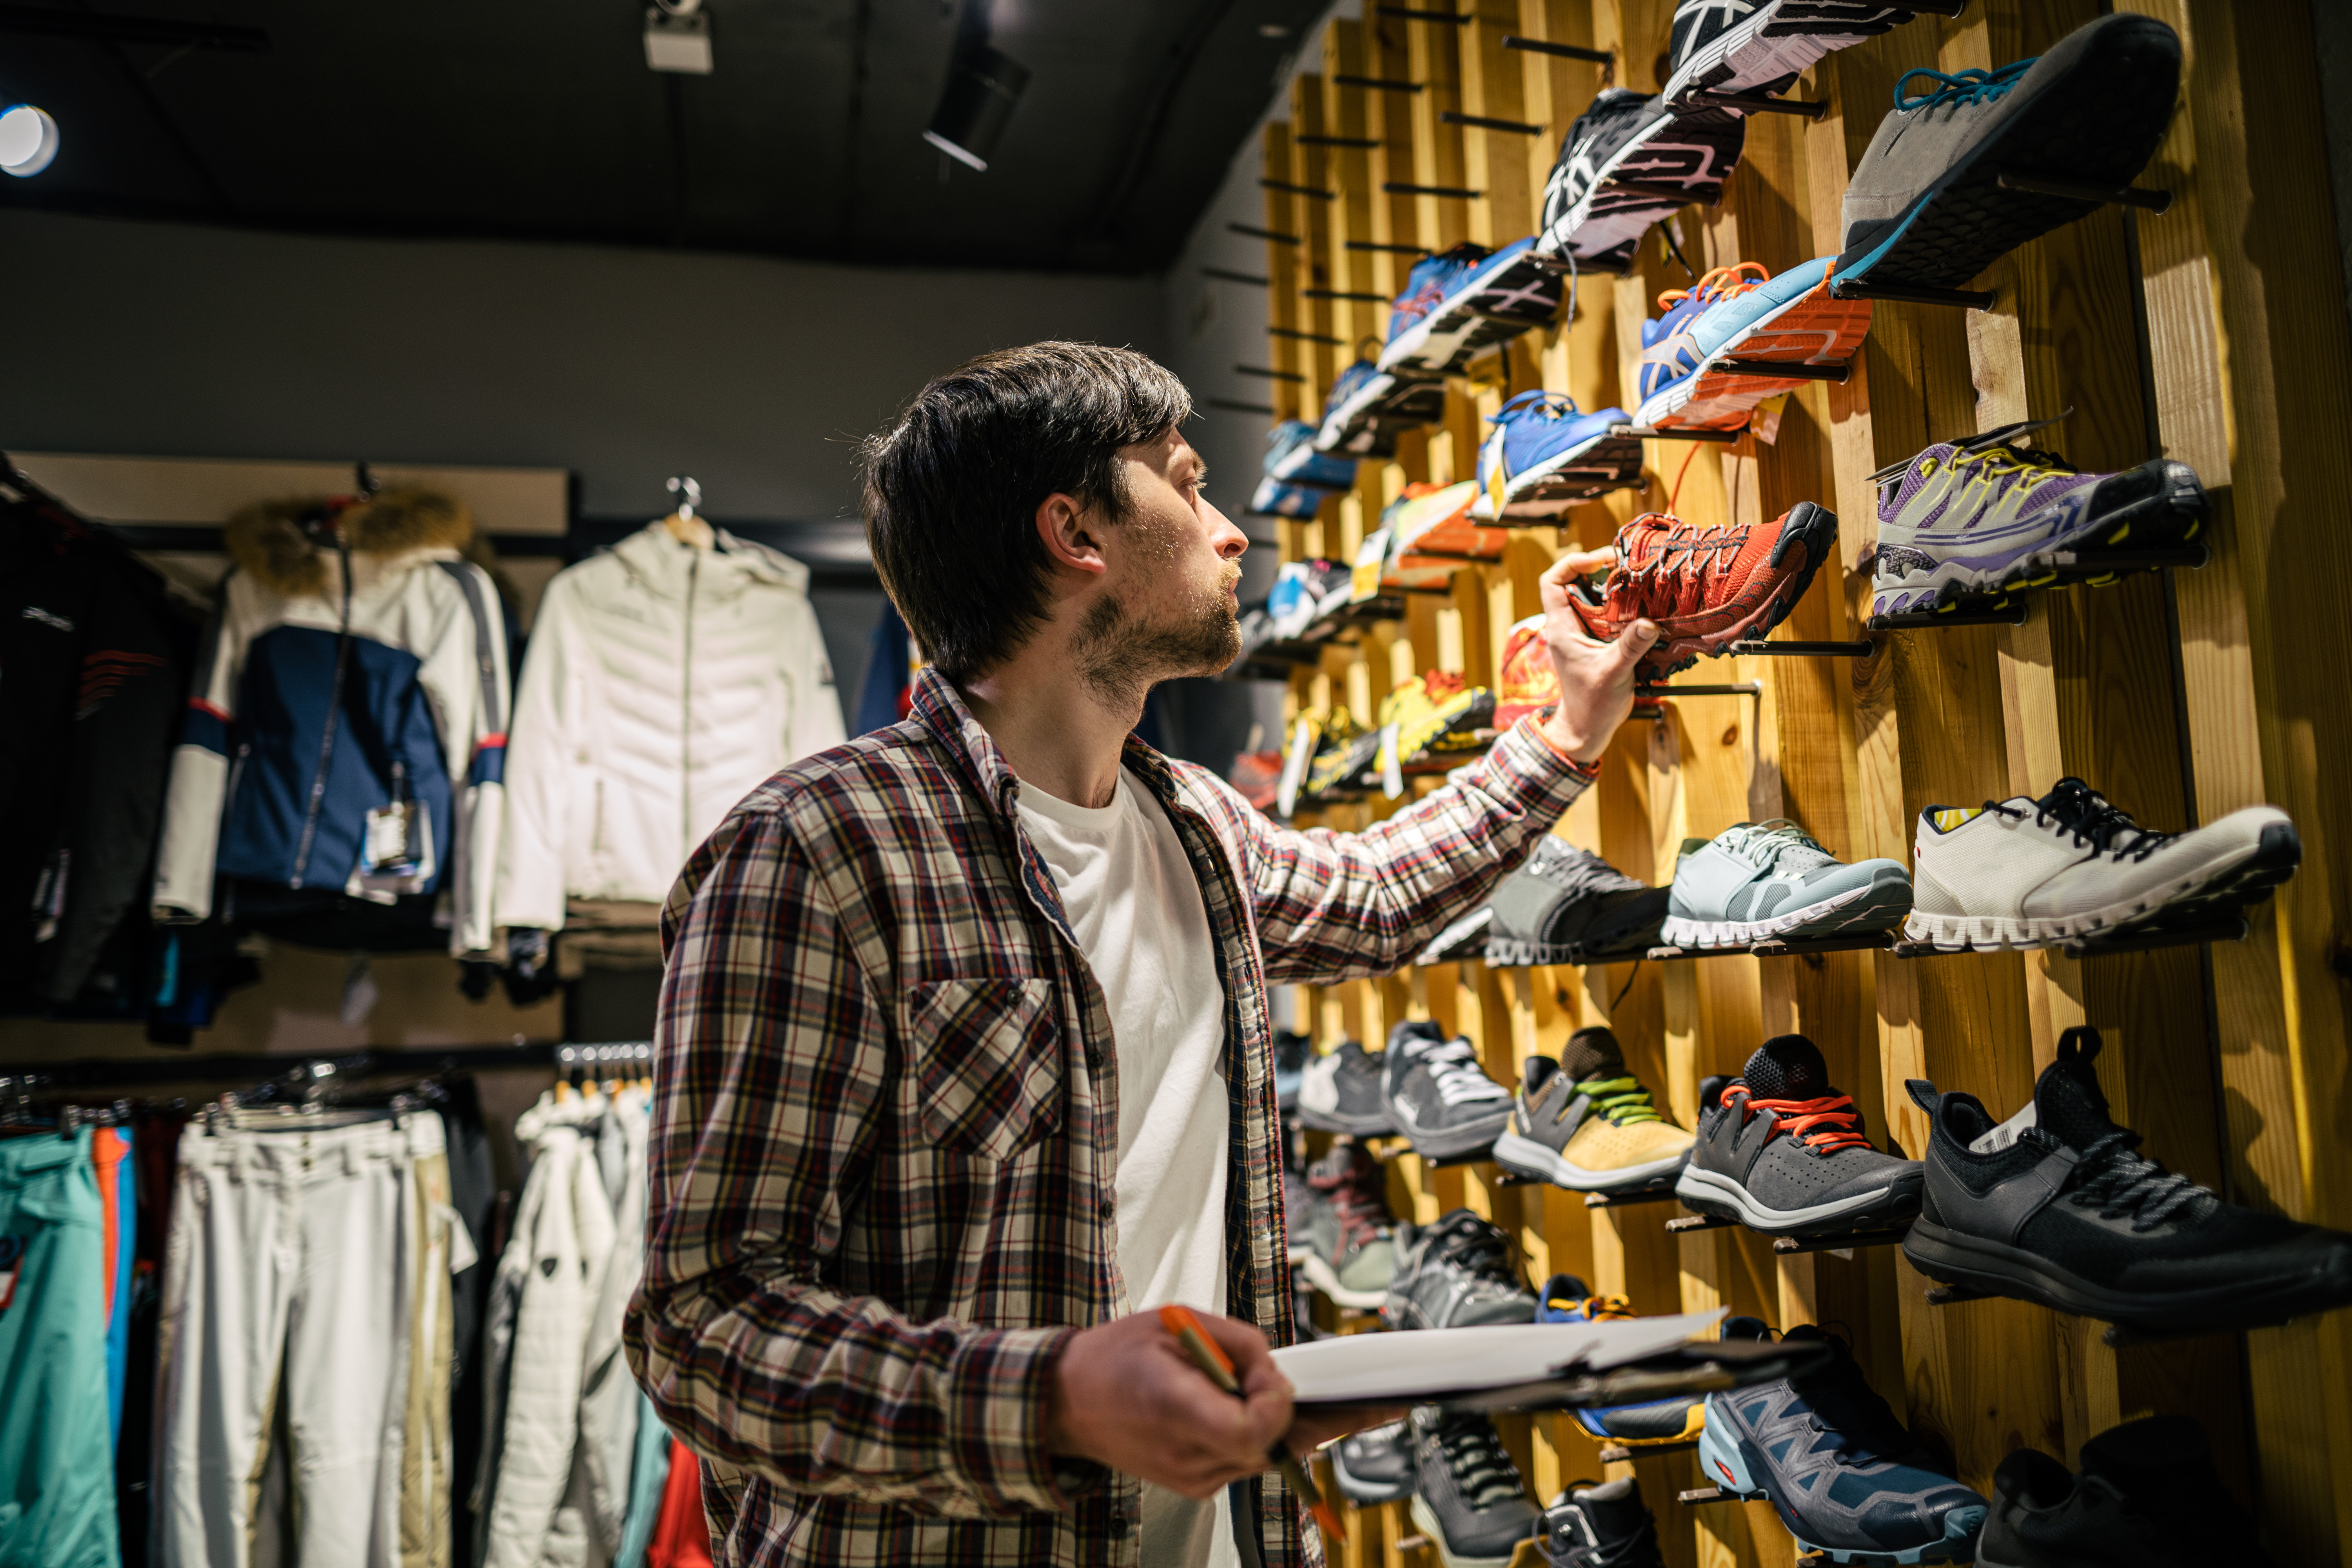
[[495, 523, 845, 932]]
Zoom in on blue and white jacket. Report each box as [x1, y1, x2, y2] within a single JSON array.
[[151, 490, 511, 955]]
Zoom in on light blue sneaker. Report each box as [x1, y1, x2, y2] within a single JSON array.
[[1264, 418, 1358, 491], [1473, 390, 1642, 517], [1630, 255, 1872, 432], [1662, 820, 1911, 949], [1377, 237, 1564, 377], [1701, 1323, 1987, 1564]]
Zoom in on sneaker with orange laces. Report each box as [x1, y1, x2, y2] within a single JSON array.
[[1632, 257, 1873, 433], [1674, 1035, 1924, 1236], [1567, 506, 1839, 679]]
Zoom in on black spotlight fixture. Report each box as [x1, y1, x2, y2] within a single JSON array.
[[922, 4, 1028, 172]]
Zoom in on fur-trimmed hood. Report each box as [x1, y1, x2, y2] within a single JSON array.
[[226, 487, 475, 598]]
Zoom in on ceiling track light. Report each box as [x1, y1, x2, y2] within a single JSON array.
[[0, 103, 57, 177], [644, 0, 711, 75], [924, 41, 1028, 172]]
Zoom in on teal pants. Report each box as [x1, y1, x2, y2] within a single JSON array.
[[0, 1129, 120, 1568]]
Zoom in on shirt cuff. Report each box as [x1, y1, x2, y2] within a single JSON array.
[[947, 1324, 1104, 1514], [1517, 709, 1604, 780]]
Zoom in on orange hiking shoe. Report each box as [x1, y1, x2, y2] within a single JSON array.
[[1491, 613, 1559, 731], [1568, 505, 1838, 677]]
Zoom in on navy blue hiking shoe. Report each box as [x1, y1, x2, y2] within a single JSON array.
[[1699, 1323, 1987, 1564]]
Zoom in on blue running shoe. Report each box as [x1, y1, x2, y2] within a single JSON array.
[[1249, 474, 1325, 519], [1700, 1323, 1988, 1564], [1379, 238, 1564, 377], [1265, 418, 1358, 491], [1632, 258, 1872, 432], [1317, 358, 1447, 457], [1475, 391, 1642, 518], [1534, 1276, 1706, 1453]]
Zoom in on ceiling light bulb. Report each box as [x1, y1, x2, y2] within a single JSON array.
[[0, 105, 58, 178]]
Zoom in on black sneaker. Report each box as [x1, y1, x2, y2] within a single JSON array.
[[1977, 1415, 2275, 1568], [1537, 91, 1745, 272], [1538, 1476, 1664, 1568], [1329, 1418, 1417, 1506], [1833, 15, 2180, 292], [1412, 902, 1494, 965], [1296, 1038, 1396, 1136], [1673, 1034, 1923, 1235], [1383, 1020, 1516, 1160], [1494, 1028, 1694, 1194], [1295, 1141, 1399, 1309], [1410, 1408, 1540, 1568], [1903, 1025, 2352, 1335], [1272, 1027, 1311, 1114], [1661, 0, 1925, 112], [1483, 840, 1667, 966], [1382, 1206, 1537, 1329]]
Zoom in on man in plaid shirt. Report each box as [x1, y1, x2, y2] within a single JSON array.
[[625, 343, 1657, 1567]]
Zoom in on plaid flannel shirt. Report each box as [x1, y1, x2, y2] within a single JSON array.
[[625, 667, 1591, 1567]]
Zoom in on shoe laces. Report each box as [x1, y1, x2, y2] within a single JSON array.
[[1424, 1211, 1521, 1289], [1723, 1083, 1875, 1154], [2066, 1127, 2210, 1231], [1715, 819, 1838, 877], [1544, 1288, 1635, 1321], [1987, 783, 2178, 864], [1653, 261, 1768, 317], [1414, 1034, 1513, 1107], [1566, 1075, 1666, 1128], [1491, 389, 1584, 428], [1537, 840, 1646, 897], [1604, 514, 1752, 604], [1894, 58, 2034, 112], [1430, 1416, 1526, 1508]]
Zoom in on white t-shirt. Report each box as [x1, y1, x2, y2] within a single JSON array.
[[1014, 767, 1240, 1568]]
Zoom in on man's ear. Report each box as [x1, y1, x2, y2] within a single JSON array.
[[1035, 491, 1109, 579]]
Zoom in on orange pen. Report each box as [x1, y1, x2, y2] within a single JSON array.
[[1158, 1303, 1347, 1543]]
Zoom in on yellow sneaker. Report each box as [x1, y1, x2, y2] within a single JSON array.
[[1494, 1026, 1694, 1192], [1303, 707, 1378, 799], [1377, 670, 1496, 764]]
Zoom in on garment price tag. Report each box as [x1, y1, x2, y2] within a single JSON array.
[[1349, 526, 1392, 604], [1276, 715, 1320, 819], [0, 1234, 22, 1314], [364, 801, 421, 876], [1379, 722, 1405, 799]]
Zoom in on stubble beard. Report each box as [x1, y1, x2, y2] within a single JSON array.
[[1071, 565, 1243, 713]]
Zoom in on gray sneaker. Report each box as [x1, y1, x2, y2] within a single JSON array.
[[1674, 1035, 1923, 1236], [1661, 820, 1910, 949], [1296, 1038, 1396, 1136], [1383, 1207, 1537, 1330], [1329, 1419, 1416, 1506], [1410, 1408, 1540, 1568], [1834, 14, 2180, 292], [1295, 1142, 1399, 1309], [1383, 1020, 1515, 1160], [1537, 90, 1746, 271], [1483, 838, 1667, 966]]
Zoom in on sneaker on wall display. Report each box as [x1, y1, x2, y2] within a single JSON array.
[[1473, 390, 1644, 517], [1631, 257, 1872, 432], [1382, 1206, 1538, 1330], [1977, 1415, 2276, 1568], [1566, 505, 1838, 679], [1377, 670, 1494, 767], [1297, 1038, 1397, 1137], [1537, 1476, 1666, 1568], [1491, 613, 1559, 730], [1378, 238, 1565, 377], [1700, 1322, 1989, 1564], [1676, 1035, 1924, 1236], [1903, 1026, 2352, 1338], [1833, 15, 2181, 293], [1537, 90, 1746, 271], [1384, 1020, 1517, 1160], [1494, 1027, 1693, 1193], [1294, 1141, 1399, 1308], [1249, 474, 1327, 518], [1387, 479, 1505, 563], [1904, 778, 2300, 951], [1316, 357, 1448, 457], [1304, 709, 1381, 800], [1483, 838, 1668, 967], [1534, 1279, 1706, 1452], [1412, 903, 1495, 966], [1661, 0, 1933, 112], [1329, 1419, 1417, 1506], [1264, 417, 1359, 491], [1410, 1408, 1541, 1568], [1662, 819, 1911, 949], [1869, 421, 2209, 620]]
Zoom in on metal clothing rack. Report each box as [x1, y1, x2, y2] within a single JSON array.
[[2, 1039, 587, 1095]]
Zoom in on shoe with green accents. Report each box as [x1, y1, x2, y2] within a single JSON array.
[[1493, 1027, 1694, 1194]]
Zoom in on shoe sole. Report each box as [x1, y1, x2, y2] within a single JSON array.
[[1319, 374, 1448, 457], [1831, 20, 2180, 292], [1391, 1104, 1514, 1161], [1407, 1493, 1521, 1568], [1498, 430, 1649, 513], [1483, 887, 1671, 968], [1661, 873, 1912, 950], [1298, 1253, 1393, 1310], [1270, 446, 1360, 489], [1673, 1164, 1922, 1236], [1633, 269, 1874, 430], [1902, 820, 2303, 952], [1572, 1403, 1705, 1446], [1296, 1105, 1400, 1137], [1641, 499, 1839, 678], [1698, 1417, 1980, 1565], [1902, 1216, 2352, 1334], [1541, 111, 1743, 265], [1871, 460, 2207, 617], [1493, 1130, 1691, 1192], [1660, 2, 1915, 107], [1379, 251, 1563, 376]]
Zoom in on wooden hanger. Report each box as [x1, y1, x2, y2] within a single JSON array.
[[661, 475, 714, 550]]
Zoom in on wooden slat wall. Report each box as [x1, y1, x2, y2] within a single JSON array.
[[1261, 2, 2352, 1563]]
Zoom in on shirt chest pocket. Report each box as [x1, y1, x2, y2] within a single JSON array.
[[905, 977, 1065, 1162]]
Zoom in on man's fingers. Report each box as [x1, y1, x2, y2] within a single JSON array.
[[1610, 617, 1660, 673], [1553, 545, 1618, 577]]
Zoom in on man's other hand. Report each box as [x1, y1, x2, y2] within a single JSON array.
[[1536, 545, 1656, 764], [1046, 1310, 1294, 1500]]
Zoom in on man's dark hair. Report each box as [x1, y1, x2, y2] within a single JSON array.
[[860, 341, 1192, 683]]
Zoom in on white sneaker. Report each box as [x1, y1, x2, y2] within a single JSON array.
[[1906, 778, 2301, 951]]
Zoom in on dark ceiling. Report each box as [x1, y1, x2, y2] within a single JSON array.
[[0, 0, 1329, 272]]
